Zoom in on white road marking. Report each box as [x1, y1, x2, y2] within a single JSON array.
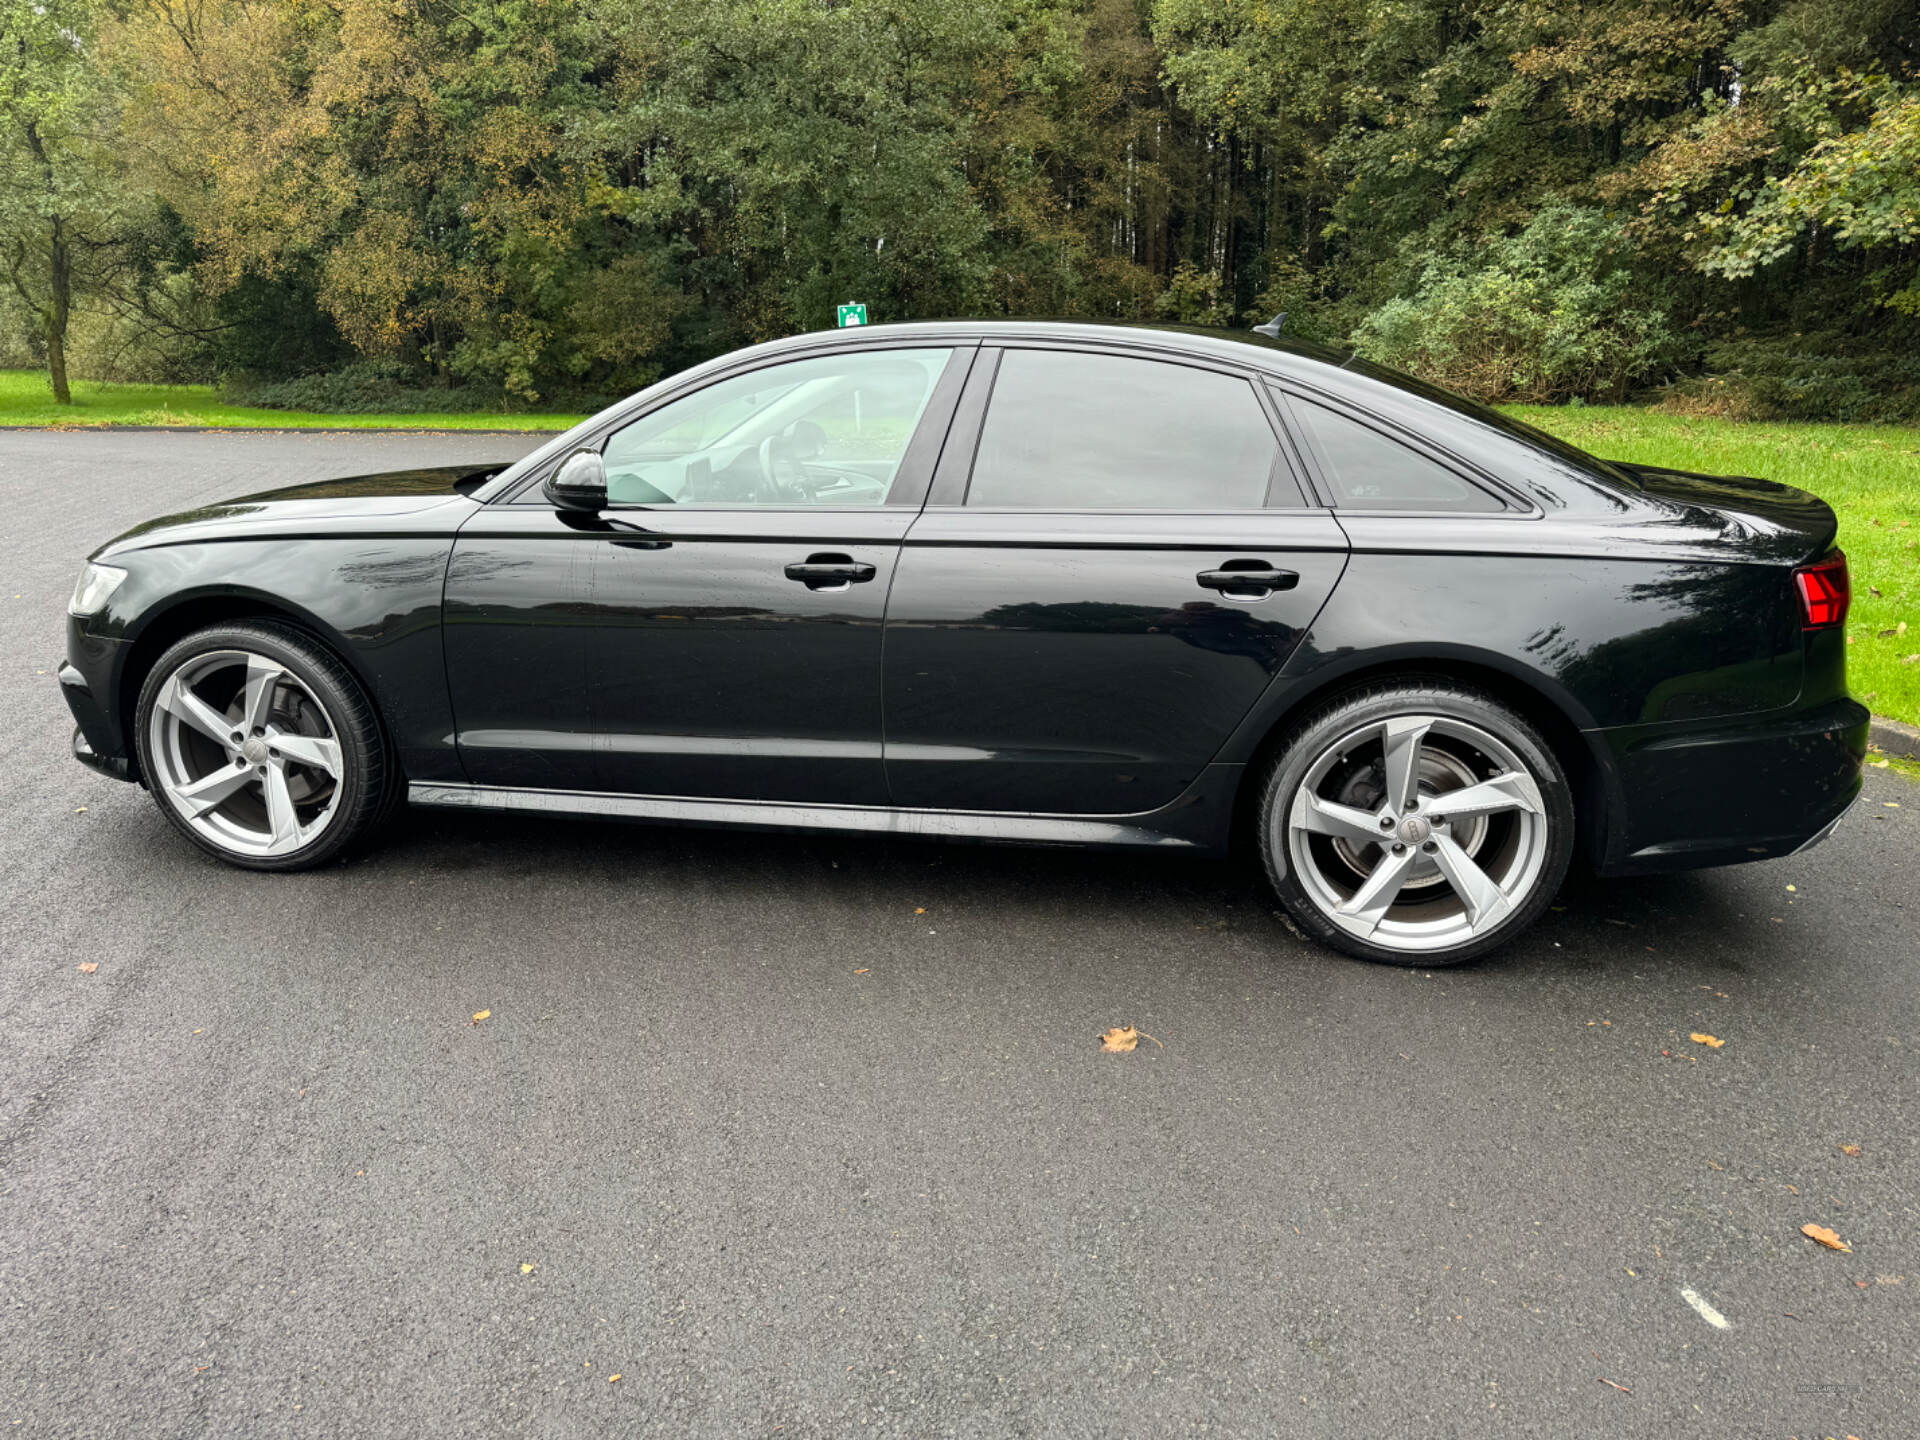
[[1680, 1287, 1731, 1329]]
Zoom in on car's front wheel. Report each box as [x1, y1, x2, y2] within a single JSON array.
[[134, 621, 392, 871], [1258, 682, 1574, 966]]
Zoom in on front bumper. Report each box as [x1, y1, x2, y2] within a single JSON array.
[[1594, 695, 1869, 875], [59, 620, 138, 783]]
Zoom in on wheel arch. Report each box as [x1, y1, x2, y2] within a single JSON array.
[[1227, 650, 1614, 867], [117, 589, 389, 775]]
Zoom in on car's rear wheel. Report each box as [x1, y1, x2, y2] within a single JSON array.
[[134, 621, 391, 871], [1258, 682, 1574, 966]]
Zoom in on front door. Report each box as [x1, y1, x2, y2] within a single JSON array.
[[586, 344, 970, 803], [883, 345, 1348, 815], [444, 506, 600, 790]]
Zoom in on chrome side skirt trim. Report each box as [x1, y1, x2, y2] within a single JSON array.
[[407, 782, 1201, 849]]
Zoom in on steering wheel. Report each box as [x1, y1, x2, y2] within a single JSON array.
[[756, 435, 810, 504]]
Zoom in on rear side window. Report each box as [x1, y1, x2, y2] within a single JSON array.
[[967, 349, 1291, 509], [1284, 394, 1503, 512]]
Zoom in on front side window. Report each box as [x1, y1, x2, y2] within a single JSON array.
[[966, 349, 1288, 509], [600, 348, 953, 506], [1284, 394, 1503, 512]]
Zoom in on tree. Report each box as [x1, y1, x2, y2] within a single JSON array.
[[0, 0, 125, 402]]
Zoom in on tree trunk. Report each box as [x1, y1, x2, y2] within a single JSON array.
[[46, 220, 72, 406], [23, 122, 74, 404]]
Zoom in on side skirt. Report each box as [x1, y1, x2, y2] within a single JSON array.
[[407, 769, 1242, 853]]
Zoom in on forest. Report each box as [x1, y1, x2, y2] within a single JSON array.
[[3, 0, 1916, 419]]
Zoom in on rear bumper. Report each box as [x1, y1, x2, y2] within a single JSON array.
[[1593, 695, 1868, 876]]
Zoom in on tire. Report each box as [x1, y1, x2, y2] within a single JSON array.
[[1257, 681, 1574, 966], [133, 620, 393, 871]]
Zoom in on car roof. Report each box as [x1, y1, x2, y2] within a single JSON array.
[[739, 318, 1341, 380]]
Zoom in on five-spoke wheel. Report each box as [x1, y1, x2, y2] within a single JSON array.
[[1260, 684, 1573, 965], [134, 622, 391, 870]]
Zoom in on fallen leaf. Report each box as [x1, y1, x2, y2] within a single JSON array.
[[1691, 1033, 1726, 1049], [608, 1373, 622, 1384], [1869, 585, 1883, 597], [520, 1263, 536, 1274], [914, 907, 926, 915], [470, 1009, 491, 1024], [76, 962, 98, 974], [1785, 884, 1797, 892], [74, 807, 87, 814], [1903, 654, 1920, 665], [1098, 1025, 1163, 1053], [1839, 1144, 1862, 1157], [852, 968, 870, 975], [1801, 1223, 1852, 1253]]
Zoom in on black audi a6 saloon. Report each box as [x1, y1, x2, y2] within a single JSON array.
[[59, 322, 1868, 964]]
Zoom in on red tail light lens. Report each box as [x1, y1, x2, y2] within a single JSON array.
[[1794, 551, 1850, 630]]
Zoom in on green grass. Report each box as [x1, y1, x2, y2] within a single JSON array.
[[3, 369, 1914, 721], [0, 369, 583, 432], [1511, 405, 1920, 727]]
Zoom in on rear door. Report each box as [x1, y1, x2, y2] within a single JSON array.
[[881, 345, 1348, 815]]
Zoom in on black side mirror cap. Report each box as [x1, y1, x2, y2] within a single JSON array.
[[544, 449, 608, 512]]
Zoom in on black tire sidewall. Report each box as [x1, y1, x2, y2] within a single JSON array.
[[134, 621, 387, 871], [1259, 684, 1574, 967]]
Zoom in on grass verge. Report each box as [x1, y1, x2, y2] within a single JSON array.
[[0, 369, 581, 432]]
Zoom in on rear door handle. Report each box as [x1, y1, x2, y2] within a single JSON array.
[[1197, 563, 1299, 597], [785, 553, 877, 591]]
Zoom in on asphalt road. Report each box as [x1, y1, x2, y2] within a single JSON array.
[[1, 429, 1915, 1438]]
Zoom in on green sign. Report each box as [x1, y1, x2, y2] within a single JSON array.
[[836, 302, 869, 328]]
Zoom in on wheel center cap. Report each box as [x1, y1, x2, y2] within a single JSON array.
[[241, 737, 269, 765], [1398, 815, 1430, 845]]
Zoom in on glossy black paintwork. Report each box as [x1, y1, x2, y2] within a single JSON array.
[[75, 474, 500, 785], [884, 509, 1348, 812], [63, 320, 1866, 875]]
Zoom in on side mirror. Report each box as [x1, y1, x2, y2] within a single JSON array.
[[544, 449, 608, 512]]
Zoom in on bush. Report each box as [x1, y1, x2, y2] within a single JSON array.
[[221, 361, 520, 415], [1660, 331, 1920, 424], [1353, 205, 1687, 404], [1153, 261, 1237, 327]]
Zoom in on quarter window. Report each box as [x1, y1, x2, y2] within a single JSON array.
[[1284, 395, 1502, 512], [967, 350, 1289, 509], [600, 348, 953, 506]]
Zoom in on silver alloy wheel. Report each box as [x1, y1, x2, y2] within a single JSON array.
[[147, 648, 345, 858], [1283, 713, 1550, 954]]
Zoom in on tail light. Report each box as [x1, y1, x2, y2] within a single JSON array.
[[1793, 551, 1850, 630]]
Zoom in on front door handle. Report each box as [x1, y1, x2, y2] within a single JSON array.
[[785, 553, 877, 591], [1197, 562, 1299, 598]]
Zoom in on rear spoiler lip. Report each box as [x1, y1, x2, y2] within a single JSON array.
[[1610, 460, 1839, 564]]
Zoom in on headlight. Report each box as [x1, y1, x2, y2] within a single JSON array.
[[68, 562, 129, 618]]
